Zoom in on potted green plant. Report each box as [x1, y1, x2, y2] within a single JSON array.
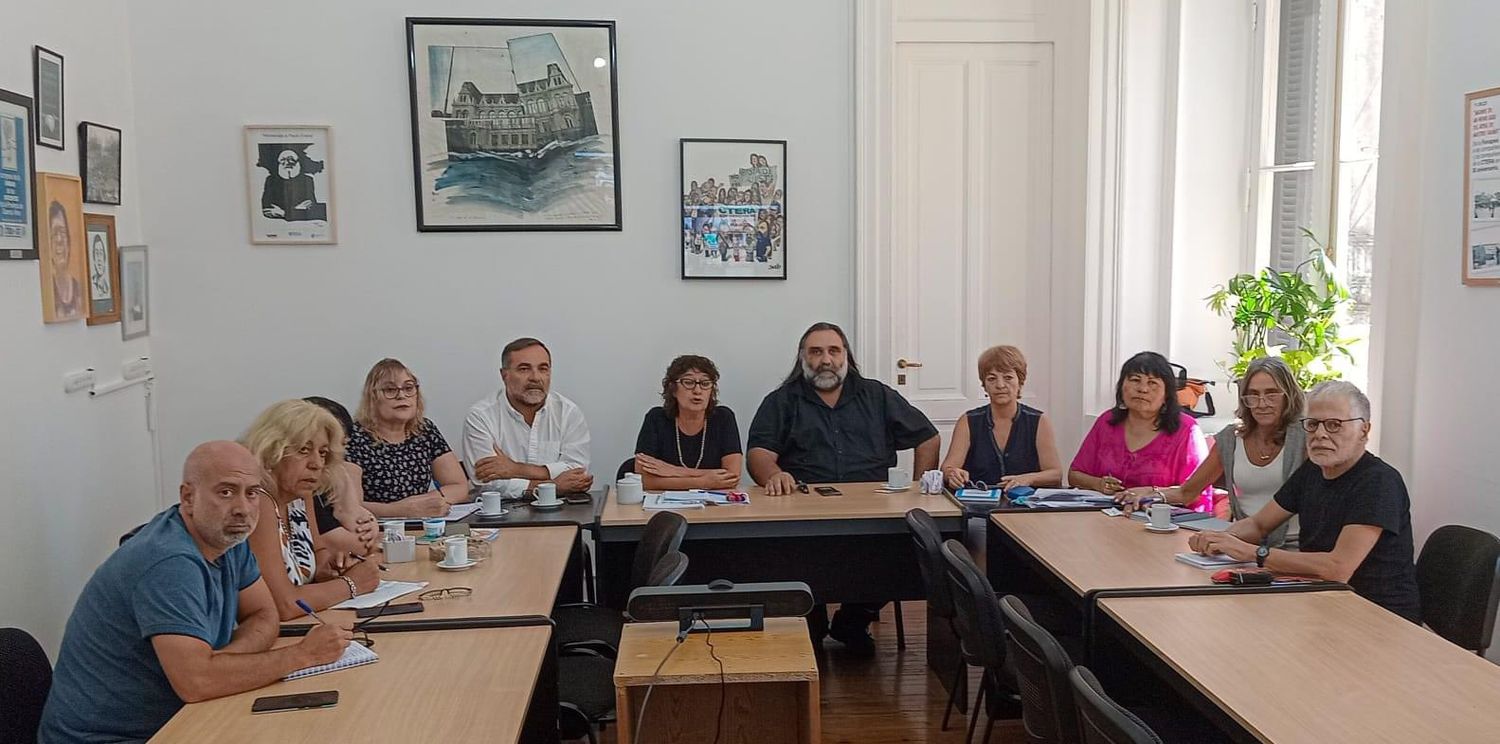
[[1205, 229, 1357, 390]]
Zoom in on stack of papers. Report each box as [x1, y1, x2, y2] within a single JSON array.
[[330, 580, 428, 610], [1174, 552, 1254, 569], [642, 491, 751, 510], [1027, 489, 1116, 508]]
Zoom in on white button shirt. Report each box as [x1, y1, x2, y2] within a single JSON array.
[[462, 389, 591, 496]]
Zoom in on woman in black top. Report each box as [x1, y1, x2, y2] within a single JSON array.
[[633, 355, 743, 491], [940, 345, 1062, 491]]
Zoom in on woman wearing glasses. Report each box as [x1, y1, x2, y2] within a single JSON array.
[[344, 358, 469, 518], [1118, 356, 1307, 547], [631, 355, 743, 491], [940, 345, 1062, 491]]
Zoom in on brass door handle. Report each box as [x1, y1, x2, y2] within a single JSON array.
[[897, 358, 923, 369]]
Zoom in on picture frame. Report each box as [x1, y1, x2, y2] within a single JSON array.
[[83, 213, 120, 325], [406, 17, 622, 231], [33, 46, 64, 151], [680, 138, 787, 280], [1464, 86, 1500, 286], [36, 173, 87, 323], [244, 125, 337, 244], [120, 244, 149, 340], [79, 121, 122, 205], [0, 88, 38, 260]]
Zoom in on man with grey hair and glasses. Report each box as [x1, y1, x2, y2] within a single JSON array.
[[1189, 380, 1420, 621]]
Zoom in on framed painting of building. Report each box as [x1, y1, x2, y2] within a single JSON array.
[[681, 139, 786, 280], [406, 17, 621, 232]]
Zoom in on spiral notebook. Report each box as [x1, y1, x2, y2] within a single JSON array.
[[283, 641, 379, 681]]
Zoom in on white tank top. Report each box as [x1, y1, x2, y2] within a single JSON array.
[[1233, 443, 1299, 544]]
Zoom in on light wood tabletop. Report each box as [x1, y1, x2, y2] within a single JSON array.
[[991, 511, 1213, 595], [150, 625, 551, 743], [613, 617, 820, 686], [285, 524, 577, 627], [1099, 591, 1500, 744], [600, 482, 962, 527]]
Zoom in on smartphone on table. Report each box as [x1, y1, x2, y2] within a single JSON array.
[[814, 486, 843, 496], [251, 690, 339, 714]]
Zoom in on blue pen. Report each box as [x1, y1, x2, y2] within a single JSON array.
[[294, 599, 325, 625]]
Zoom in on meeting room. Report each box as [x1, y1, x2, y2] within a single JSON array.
[[6, 1, 1500, 742]]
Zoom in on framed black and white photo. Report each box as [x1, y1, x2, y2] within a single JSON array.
[[407, 17, 621, 231], [79, 122, 121, 205], [681, 139, 786, 280], [119, 244, 149, 340], [83, 213, 120, 325], [0, 88, 38, 260], [33, 46, 64, 150], [244, 125, 336, 244]]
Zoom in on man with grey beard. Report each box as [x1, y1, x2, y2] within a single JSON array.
[[748, 321, 939, 653], [40, 441, 352, 743]]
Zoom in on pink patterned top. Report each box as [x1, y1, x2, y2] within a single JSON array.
[[1070, 411, 1212, 509]]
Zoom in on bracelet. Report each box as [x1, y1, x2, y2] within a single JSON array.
[[340, 575, 358, 599]]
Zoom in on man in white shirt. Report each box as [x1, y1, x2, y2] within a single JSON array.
[[463, 337, 594, 496]]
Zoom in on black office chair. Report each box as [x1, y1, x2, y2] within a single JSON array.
[[0, 628, 52, 744], [616, 457, 635, 480], [1069, 666, 1163, 744], [909, 509, 966, 730], [554, 511, 688, 655], [941, 539, 1022, 744], [999, 594, 1080, 744], [1418, 524, 1500, 655]]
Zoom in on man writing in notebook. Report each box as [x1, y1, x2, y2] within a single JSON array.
[[40, 441, 352, 743]]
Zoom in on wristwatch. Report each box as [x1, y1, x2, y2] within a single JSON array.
[[1255, 544, 1271, 568]]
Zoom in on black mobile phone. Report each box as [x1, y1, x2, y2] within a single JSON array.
[[814, 486, 842, 496], [355, 601, 423, 619], [251, 690, 339, 714]]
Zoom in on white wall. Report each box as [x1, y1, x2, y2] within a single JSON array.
[[128, 1, 854, 495], [0, 1, 155, 655]]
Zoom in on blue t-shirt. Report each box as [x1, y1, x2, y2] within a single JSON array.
[[39, 505, 261, 743]]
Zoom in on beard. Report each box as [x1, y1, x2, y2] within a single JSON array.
[[519, 386, 547, 405], [210, 522, 254, 551], [801, 360, 846, 391]]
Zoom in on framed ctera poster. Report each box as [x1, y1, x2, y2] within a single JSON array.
[[680, 138, 786, 280], [244, 125, 336, 244], [0, 87, 38, 259], [406, 17, 621, 231]]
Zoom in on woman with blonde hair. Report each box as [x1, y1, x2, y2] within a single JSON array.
[[345, 358, 468, 518], [244, 399, 380, 620]]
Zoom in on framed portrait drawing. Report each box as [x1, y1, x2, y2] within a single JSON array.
[[33, 46, 64, 150], [120, 244, 149, 340], [0, 88, 38, 259], [406, 17, 621, 231], [244, 125, 336, 244], [680, 139, 786, 280], [1464, 87, 1500, 286], [83, 213, 120, 325], [36, 173, 86, 323], [79, 121, 122, 205]]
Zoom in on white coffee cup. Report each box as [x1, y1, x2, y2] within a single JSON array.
[[442, 535, 468, 566], [535, 482, 560, 505], [385, 536, 416, 563], [616, 475, 644, 505], [887, 466, 911, 489], [1148, 502, 1173, 529], [478, 491, 506, 516]]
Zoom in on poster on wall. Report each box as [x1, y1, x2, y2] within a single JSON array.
[[33, 46, 64, 150], [120, 244, 149, 340], [36, 172, 86, 323], [0, 88, 38, 259], [681, 139, 786, 280], [1464, 86, 1500, 286], [406, 17, 621, 232], [80, 121, 122, 205], [84, 213, 120, 325], [244, 125, 336, 244]]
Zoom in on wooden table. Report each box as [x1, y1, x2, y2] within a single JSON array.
[[151, 626, 553, 744], [613, 618, 820, 744], [1099, 591, 1500, 743], [988, 511, 1212, 597]]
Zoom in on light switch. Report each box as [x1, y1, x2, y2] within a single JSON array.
[[63, 368, 96, 394]]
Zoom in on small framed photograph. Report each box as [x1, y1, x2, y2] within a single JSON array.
[[0, 88, 39, 259], [681, 139, 786, 280], [120, 244, 149, 340], [79, 122, 122, 205], [33, 46, 64, 150], [36, 172, 86, 323], [244, 125, 336, 244], [83, 213, 120, 325]]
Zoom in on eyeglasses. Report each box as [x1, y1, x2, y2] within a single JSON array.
[[1299, 417, 1366, 434], [676, 379, 715, 391], [419, 587, 472, 601], [1241, 392, 1285, 407], [378, 383, 420, 400]]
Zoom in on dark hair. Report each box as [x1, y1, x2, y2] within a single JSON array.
[[501, 337, 550, 369], [302, 396, 354, 437], [1108, 351, 1183, 433], [661, 355, 720, 419], [783, 321, 860, 385], [49, 200, 68, 225]]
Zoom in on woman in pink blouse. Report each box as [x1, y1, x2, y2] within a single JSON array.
[[1069, 351, 1211, 509]]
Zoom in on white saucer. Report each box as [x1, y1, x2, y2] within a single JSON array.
[[437, 559, 478, 571], [1144, 523, 1180, 533], [876, 485, 911, 493], [530, 500, 565, 510], [477, 508, 509, 518]]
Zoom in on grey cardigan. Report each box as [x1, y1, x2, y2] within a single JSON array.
[[1214, 423, 1307, 547]]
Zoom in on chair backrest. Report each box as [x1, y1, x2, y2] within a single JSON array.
[[0, 628, 52, 744], [119, 522, 146, 546], [616, 457, 635, 480], [630, 511, 688, 590], [906, 508, 955, 620], [1069, 666, 1163, 744], [940, 539, 1007, 669], [1417, 524, 1500, 653], [646, 551, 690, 587], [999, 594, 1079, 744]]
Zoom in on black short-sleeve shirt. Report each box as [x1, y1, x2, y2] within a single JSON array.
[[633, 406, 742, 469], [1274, 452, 1420, 621], [344, 419, 452, 503], [747, 372, 938, 483]]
